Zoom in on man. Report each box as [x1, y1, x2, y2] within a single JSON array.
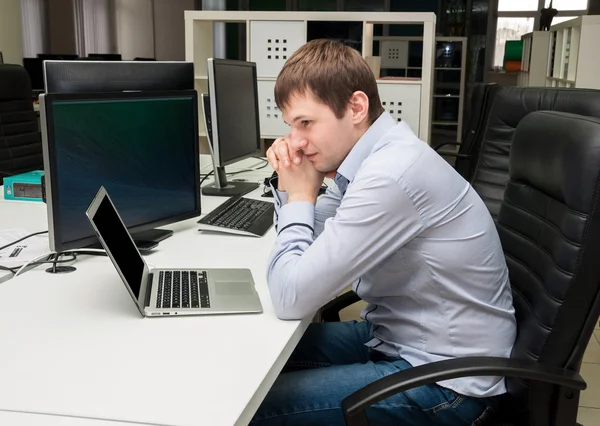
[[251, 39, 516, 426]]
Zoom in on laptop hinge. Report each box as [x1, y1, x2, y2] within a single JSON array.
[[144, 272, 153, 308]]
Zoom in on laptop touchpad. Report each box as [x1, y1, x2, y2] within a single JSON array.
[[215, 281, 254, 296]]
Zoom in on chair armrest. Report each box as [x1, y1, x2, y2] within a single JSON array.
[[437, 151, 470, 159], [342, 356, 586, 426], [433, 142, 461, 152], [321, 291, 361, 322]]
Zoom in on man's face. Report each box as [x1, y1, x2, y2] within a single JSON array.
[[282, 92, 356, 174]]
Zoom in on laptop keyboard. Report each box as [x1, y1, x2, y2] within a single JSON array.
[[156, 270, 210, 309]]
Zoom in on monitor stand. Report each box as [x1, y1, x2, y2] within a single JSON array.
[[131, 228, 173, 244], [87, 228, 173, 252], [201, 165, 258, 197]]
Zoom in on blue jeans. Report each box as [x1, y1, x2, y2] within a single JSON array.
[[250, 321, 498, 426]]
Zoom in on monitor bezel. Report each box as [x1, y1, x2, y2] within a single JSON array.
[[43, 60, 194, 94], [207, 58, 262, 168], [40, 90, 201, 252]]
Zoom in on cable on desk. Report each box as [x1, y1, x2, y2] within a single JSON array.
[[0, 265, 19, 274], [12, 252, 76, 277], [199, 158, 269, 186], [11, 248, 107, 278], [199, 170, 214, 186], [0, 230, 48, 252]]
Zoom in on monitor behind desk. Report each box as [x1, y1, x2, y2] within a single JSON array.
[[201, 59, 261, 197]]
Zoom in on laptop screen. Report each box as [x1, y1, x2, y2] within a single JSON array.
[[92, 194, 145, 299]]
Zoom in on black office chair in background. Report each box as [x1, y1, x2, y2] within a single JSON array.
[[471, 87, 600, 220], [0, 64, 43, 180], [432, 82, 499, 182], [324, 111, 600, 426]]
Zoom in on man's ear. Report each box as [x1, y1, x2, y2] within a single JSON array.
[[348, 91, 369, 125]]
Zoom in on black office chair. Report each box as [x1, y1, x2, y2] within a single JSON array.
[[0, 64, 43, 180], [323, 110, 600, 426], [470, 87, 600, 220], [432, 82, 499, 181]]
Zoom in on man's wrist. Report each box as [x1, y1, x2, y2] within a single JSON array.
[[288, 193, 317, 204]]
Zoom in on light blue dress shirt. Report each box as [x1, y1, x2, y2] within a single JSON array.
[[268, 112, 517, 398]]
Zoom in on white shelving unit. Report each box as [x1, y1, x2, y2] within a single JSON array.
[[518, 16, 600, 89], [184, 11, 437, 143], [373, 36, 467, 142]]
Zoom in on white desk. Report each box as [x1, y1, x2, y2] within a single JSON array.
[[0, 410, 142, 425], [0, 158, 309, 425]]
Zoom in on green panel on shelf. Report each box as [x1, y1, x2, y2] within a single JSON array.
[[504, 40, 523, 61]]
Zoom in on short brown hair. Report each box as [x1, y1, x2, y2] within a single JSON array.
[[274, 39, 384, 124]]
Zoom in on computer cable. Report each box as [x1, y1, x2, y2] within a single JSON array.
[[1, 252, 76, 277], [12, 248, 107, 278], [0, 230, 49, 252], [199, 170, 214, 186], [199, 157, 269, 187], [0, 265, 18, 274]]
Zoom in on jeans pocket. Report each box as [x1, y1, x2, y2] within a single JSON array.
[[430, 387, 463, 414], [432, 387, 494, 426]]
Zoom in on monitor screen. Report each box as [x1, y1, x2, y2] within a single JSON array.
[[209, 59, 261, 166], [44, 61, 194, 93], [42, 91, 200, 251]]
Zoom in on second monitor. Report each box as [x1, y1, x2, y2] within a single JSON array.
[[202, 59, 261, 197]]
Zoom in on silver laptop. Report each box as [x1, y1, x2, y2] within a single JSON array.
[[85, 186, 263, 317]]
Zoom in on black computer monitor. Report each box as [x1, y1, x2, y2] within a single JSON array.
[[23, 58, 45, 91], [202, 58, 261, 197], [37, 53, 79, 60], [39, 90, 201, 252], [43, 61, 194, 93], [88, 53, 122, 61]]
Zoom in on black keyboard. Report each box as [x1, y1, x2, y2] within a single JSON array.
[[156, 270, 210, 309], [197, 196, 275, 237]]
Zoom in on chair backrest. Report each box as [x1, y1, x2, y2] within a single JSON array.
[[0, 64, 43, 180], [453, 82, 499, 181], [472, 87, 600, 219], [497, 111, 600, 418]]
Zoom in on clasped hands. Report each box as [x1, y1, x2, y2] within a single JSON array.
[[266, 135, 325, 204]]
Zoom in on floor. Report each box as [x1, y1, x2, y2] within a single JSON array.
[[338, 302, 600, 425]]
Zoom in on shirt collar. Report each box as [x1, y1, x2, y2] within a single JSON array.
[[335, 112, 397, 186]]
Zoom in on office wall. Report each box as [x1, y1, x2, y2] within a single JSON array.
[[115, 0, 193, 60], [47, 0, 77, 54], [0, 0, 23, 64], [154, 0, 194, 60], [115, 0, 155, 60]]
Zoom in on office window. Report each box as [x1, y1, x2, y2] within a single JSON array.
[[494, 17, 534, 67], [498, 0, 539, 11], [551, 16, 578, 25], [492, 0, 587, 69], [544, 0, 588, 10], [20, 0, 49, 57]]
